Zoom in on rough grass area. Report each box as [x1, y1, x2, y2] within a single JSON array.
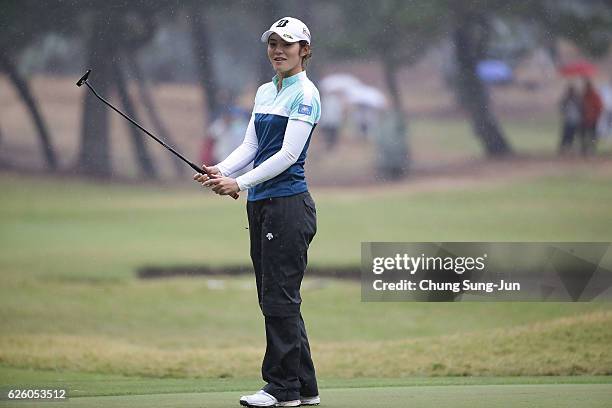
[[1, 310, 610, 379]]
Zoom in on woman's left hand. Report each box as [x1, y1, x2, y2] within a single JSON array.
[[203, 175, 240, 196]]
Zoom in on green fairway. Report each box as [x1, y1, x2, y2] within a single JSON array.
[[1, 365, 611, 396], [411, 115, 612, 160], [53, 384, 610, 408], [2, 170, 612, 281], [2, 383, 612, 408], [1, 172, 611, 382], [1, 366, 611, 407]]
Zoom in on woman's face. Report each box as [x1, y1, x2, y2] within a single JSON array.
[[267, 33, 307, 76]]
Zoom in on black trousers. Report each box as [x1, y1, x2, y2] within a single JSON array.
[[559, 122, 577, 152], [579, 124, 598, 156], [247, 191, 318, 402]]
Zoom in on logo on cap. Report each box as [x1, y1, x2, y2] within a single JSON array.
[[276, 19, 289, 27], [282, 33, 294, 39]]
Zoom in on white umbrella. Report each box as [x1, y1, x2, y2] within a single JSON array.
[[320, 73, 363, 93], [346, 85, 387, 109]]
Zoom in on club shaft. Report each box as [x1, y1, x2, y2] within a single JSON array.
[[83, 80, 239, 199], [85, 82, 198, 172]]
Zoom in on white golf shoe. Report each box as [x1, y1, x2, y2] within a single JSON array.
[[300, 395, 321, 405], [239, 390, 300, 407]]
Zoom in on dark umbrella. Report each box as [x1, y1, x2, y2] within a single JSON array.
[[558, 60, 597, 77]]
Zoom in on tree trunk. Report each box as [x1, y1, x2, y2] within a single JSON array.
[[77, 15, 116, 178], [453, 13, 512, 157], [189, 5, 219, 123], [126, 54, 185, 177], [112, 62, 158, 179], [0, 51, 58, 170], [382, 56, 404, 113], [378, 56, 410, 178]]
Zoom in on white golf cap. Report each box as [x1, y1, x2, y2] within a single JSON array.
[[261, 17, 311, 45]]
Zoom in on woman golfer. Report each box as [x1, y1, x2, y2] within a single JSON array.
[[194, 17, 321, 408]]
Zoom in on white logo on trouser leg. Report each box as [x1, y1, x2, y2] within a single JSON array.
[[266, 233, 274, 240]]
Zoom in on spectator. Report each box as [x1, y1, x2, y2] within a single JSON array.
[[200, 89, 233, 166], [319, 91, 344, 149], [580, 78, 604, 156], [558, 84, 581, 154], [352, 103, 379, 140], [597, 77, 612, 139]]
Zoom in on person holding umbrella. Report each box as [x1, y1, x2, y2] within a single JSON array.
[[194, 17, 321, 408], [558, 61, 603, 156]]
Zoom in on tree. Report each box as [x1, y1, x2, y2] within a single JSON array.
[[188, 3, 220, 122], [330, 0, 448, 177], [528, 0, 612, 59], [449, 2, 512, 156], [126, 54, 186, 177], [112, 7, 174, 180], [328, 0, 513, 161], [0, 1, 60, 170], [77, 1, 177, 179], [330, 0, 612, 163], [76, 8, 119, 178], [447, 0, 612, 156], [112, 61, 158, 179]]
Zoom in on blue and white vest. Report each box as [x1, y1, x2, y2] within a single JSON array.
[[249, 71, 321, 201]]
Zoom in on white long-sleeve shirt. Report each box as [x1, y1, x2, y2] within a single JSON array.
[[216, 116, 314, 191]]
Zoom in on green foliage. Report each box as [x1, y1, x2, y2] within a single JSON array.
[[326, 0, 611, 63], [328, 0, 447, 63], [540, 0, 612, 57], [459, 0, 612, 59], [0, 0, 73, 54]]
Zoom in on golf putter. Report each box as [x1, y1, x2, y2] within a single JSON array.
[[77, 69, 239, 199]]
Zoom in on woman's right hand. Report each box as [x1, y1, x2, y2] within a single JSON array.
[[193, 164, 221, 184]]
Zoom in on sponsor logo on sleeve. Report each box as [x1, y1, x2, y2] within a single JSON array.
[[298, 104, 312, 115]]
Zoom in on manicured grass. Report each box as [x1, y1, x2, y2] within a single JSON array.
[[1, 376, 611, 408], [2, 365, 611, 397], [411, 115, 612, 161], [2, 171, 612, 282], [1, 173, 611, 380]]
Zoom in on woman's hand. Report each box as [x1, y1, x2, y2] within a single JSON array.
[[193, 164, 221, 183], [203, 176, 240, 196]]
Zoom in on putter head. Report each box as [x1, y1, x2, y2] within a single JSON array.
[[76, 69, 91, 87]]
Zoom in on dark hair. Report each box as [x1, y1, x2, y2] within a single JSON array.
[[299, 40, 312, 69]]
